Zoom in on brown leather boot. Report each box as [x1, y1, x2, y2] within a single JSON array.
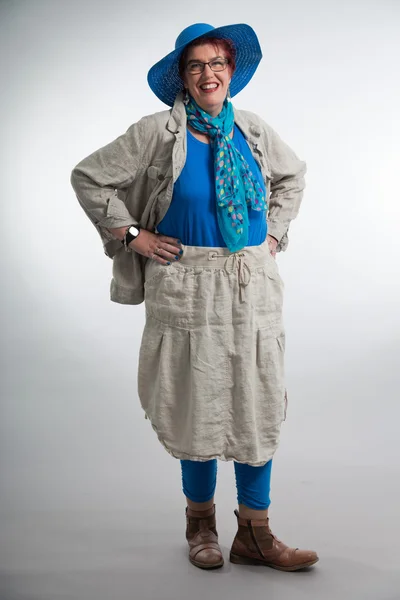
[[230, 509, 319, 571], [185, 504, 224, 569]]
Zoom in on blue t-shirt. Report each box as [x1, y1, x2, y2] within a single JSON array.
[[157, 124, 267, 247]]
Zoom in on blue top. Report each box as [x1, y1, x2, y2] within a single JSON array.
[[157, 124, 267, 247]]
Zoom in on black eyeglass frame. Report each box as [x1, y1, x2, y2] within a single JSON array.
[[185, 58, 230, 74]]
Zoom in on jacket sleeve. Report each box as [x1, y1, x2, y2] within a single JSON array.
[[70, 118, 144, 259], [262, 122, 307, 252]]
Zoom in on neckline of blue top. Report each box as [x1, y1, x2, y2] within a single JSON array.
[[187, 124, 237, 147]]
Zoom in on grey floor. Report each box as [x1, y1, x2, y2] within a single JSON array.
[[1, 283, 399, 600], [1, 462, 399, 600]]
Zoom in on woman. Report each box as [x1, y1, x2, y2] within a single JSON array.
[[71, 22, 318, 572]]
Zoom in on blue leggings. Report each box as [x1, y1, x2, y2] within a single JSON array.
[[181, 458, 272, 510]]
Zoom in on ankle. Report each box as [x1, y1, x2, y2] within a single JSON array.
[[186, 497, 214, 512], [238, 503, 269, 521]]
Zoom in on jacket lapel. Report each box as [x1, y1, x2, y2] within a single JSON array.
[[167, 92, 187, 182]]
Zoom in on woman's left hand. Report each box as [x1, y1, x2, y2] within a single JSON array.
[[267, 234, 278, 259]]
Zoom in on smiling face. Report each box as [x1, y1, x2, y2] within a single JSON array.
[[182, 42, 233, 117]]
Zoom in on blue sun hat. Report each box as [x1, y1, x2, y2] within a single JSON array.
[[147, 23, 262, 107]]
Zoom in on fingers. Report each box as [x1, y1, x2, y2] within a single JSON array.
[[150, 235, 183, 265], [157, 235, 182, 254], [267, 238, 277, 259]]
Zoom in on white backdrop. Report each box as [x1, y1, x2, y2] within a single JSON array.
[[1, 0, 399, 579]]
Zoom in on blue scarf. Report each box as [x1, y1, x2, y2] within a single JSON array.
[[185, 96, 268, 252]]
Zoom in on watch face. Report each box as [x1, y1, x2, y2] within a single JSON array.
[[129, 225, 140, 236]]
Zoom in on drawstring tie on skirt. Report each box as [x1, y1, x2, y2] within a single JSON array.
[[208, 251, 252, 302]]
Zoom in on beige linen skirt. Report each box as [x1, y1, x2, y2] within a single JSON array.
[[137, 239, 287, 467]]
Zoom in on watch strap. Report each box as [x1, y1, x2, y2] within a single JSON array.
[[123, 224, 141, 251]]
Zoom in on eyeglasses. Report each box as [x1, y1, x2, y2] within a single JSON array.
[[186, 58, 229, 75]]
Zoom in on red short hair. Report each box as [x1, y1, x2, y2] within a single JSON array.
[[178, 36, 236, 80]]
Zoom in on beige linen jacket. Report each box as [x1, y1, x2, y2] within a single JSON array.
[[70, 92, 306, 305]]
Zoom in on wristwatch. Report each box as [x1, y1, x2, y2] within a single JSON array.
[[123, 224, 142, 248]]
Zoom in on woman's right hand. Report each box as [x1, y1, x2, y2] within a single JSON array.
[[129, 229, 183, 265]]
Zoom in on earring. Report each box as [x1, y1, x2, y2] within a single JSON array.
[[183, 88, 190, 105], [227, 84, 231, 101]]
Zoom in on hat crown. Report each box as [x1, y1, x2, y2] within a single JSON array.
[[175, 23, 215, 50]]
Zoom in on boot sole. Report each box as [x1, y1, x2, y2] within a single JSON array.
[[190, 556, 224, 570], [230, 552, 319, 571]]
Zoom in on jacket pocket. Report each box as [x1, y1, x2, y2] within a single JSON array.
[[147, 163, 173, 182], [145, 163, 174, 225]]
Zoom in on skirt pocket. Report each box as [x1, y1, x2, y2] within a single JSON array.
[[144, 259, 172, 286], [251, 263, 284, 328], [256, 325, 286, 427]]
